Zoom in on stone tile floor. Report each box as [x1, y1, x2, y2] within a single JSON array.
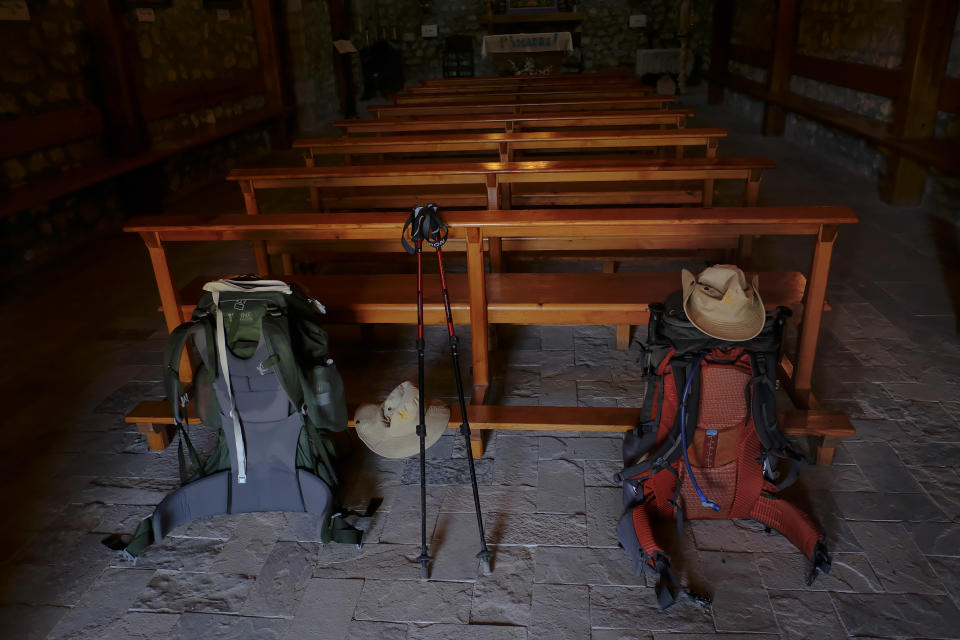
[[1, 94, 959, 639]]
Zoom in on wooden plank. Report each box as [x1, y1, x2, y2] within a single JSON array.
[[251, 0, 288, 119], [764, 0, 799, 135], [139, 72, 266, 121], [0, 104, 105, 160], [881, 0, 960, 204], [125, 207, 858, 239], [368, 96, 674, 118], [791, 54, 900, 99], [125, 400, 852, 439], [938, 77, 960, 113], [393, 88, 653, 105], [336, 109, 694, 134], [174, 271, 810, 326]]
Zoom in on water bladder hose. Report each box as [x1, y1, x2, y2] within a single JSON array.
[[679, 353, 721, 512]]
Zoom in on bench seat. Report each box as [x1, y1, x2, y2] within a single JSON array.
[[175, 271, 810, 326], [126, 400, 854, 459]]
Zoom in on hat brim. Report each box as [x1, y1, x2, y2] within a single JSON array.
[[682, 292, 765, 341], [354, 402, 449, 459]]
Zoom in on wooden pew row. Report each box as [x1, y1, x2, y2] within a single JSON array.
[[335, 109, 695, 135], [368, 95, 675, 119], [124, 206, 858, 465], [294, 129, 727, 167], [401, 80, 654, 96], [419, 71, 634, 86], [391, 88, 654, 105]]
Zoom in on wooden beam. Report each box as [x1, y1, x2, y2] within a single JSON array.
[[882, 0, 960, 204], [138, 72, 266, 121], [0, 104, 104, 160], [251, 0, 289, 144], [939, 77, 960, 113], [708, 0, 734, 104], [791, 54, 901, 99], [80, 0, 148, 155], [763, 0, 799, 136]]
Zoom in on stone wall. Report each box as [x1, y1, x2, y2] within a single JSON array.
[[129, 0, 260, 89], [0, 0, 277, 283], [348, 0, 713, 84], [286, 0, 341, 133]]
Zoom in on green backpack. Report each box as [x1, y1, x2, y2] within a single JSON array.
[[123, 278, 367, 558]]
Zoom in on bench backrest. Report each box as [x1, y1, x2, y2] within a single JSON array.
[[335, 110, 694, 134], [368, 96, 674, 118], [294, 128, 727, 161], [392, 88, 653, 105], [419, 72, 633, 86]]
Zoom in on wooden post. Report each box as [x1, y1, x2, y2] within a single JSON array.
[[465, 227, 490, 392], [486, 174, 504, 272], [81, 0, 149, 155], [140, 231, 192, 382], [793, 224, 838, 406], [708, 0, 734, 104], [880, 0, 959, 204], [239, 181, 271, 275], [745, 168, 763, 205], [251, 0, 290, 144], [763, 0, 799, 136], [304, 153, 322, 212]]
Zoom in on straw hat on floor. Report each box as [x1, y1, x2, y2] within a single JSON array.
[[353, 381, 450, 459]]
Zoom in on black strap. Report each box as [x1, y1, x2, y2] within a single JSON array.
[[807, 539, 832, 585], [402, 203, 448, 254], [653, 554, 680, 609]]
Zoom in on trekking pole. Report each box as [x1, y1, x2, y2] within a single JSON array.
[[403, 206, 433, 579], [422, 204, 493, 576]]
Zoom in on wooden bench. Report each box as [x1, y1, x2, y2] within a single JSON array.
[[419, 71, 634, 87], [227, 158, 776, 275], [402, 81, 653, 96], [392, 88, 654, 105], [295, 129, 726, 164], [125, 206, 858, 463], [335, 110, 695, 135], [367, 95, 675, 119]]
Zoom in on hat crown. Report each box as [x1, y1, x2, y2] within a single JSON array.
[[383, 381, 419, 436], [681, 265, 764, 341]]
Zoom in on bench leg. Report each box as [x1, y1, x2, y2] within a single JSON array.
[[281, 253, 295, 275], [489, 238, 504, 273], [737, 235, 754, 270], [703, 179, 714, 207], [137, 423, 175, 451], [816, 435, 841, 466], [616, 325, 631, 350], [602, 260, 617, 274]]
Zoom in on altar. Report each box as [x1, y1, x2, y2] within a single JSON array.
[[481, 31, 574, 75]]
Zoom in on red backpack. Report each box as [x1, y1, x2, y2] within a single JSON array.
[[616, 297, 831, 608]]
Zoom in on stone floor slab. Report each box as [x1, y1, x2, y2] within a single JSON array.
[[131, 570, 256, 614], [768, 589, 846, 640], [586, 487, 623, 548], [535, 546, 642, 587], [168, 612, 289, 639], [928, 555, 960, 606], [831, 592, 960, 638], [589, 585, 714, 633], [909, 521, 960, 556], [756, 551, 883, 593], [539, 436, 622, 461], [832, 490, 944, 522], [695, 551, 777, 633], [441, 485, 536, 514], [429, 512, 485, 581], [848, 521, 947, 594], [47, 567, 156, 640], [242, 541, 318, 618], [353, 579, 473, 624], [100, 612, 182, 640], [528, 583, 590, 640], [492, 434, 539, 486], [537, 458, 585, 514], [282, 578, 363, 640], [486, 513, 587, 546], [344, 620, 408, 640], [314, 543, 422, 580], [470, 546, 534, 626], [410, 623, 527, 639]]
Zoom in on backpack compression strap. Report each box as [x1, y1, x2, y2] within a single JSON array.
[[210, 290, 247, 484]]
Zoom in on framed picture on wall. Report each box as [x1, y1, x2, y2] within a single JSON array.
[[506, 0, 558, 13]]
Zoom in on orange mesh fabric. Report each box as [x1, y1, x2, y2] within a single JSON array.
[[698, 363, 750, 430], [678, 459, 738, 519]]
